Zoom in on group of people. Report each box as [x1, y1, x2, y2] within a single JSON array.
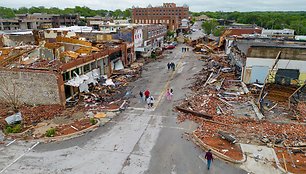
[[181, 47, 189, 52], [167, 62, 176, 71], [139, 89, 154, 108]]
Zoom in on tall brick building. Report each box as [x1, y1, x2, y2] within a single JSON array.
[[132, 3, 189, 31]]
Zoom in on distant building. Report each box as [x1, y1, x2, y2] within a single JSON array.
[[193, 15, 210, 21], [0, 13, 79, 31], [135, 24, 166, 57], [244, 46, 306, 85], [86, 16, 113, 30], [222, 28, 263, 37], [228, 23, 257, 29], [224, 36, 306, 85], [132, 3, 189, 31], [261, 29, 295, 39]]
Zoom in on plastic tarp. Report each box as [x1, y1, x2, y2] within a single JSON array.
[[79, 82, 89, 93], [65, 69, 100, 88], [103, 79, 115, 86], [65, 72, 89, 87], [5, 112, 22, 125], [114, 60, 124, 70]]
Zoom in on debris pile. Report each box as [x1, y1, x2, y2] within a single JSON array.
[[79, 64, 143, 111], [177, 43, 306, 167], [0, 104, 64, 129], [297, 102, 306, 121]]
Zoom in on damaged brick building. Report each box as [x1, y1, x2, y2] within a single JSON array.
[[0, 35, 132, 106]]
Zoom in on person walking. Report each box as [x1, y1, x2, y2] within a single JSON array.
[[167, 62, 171, 70], [149, 96, 154, 108], [169, 88, 174, 100], [144, 89, 150, 101], [146, 96, 151, 108], [205, 149, 213, 170], [172, 63, 175, 71], [139, 91, 144, 102], [166, 89, 171, 101]]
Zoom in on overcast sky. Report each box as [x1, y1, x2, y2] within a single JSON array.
[[0, 0, 305, 12]]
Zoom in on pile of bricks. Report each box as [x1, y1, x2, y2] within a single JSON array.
[[177, 49, 306, 147]]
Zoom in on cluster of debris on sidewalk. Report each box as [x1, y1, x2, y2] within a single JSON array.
[[0, 61, 144, 139], [177, 42, 306, 173]]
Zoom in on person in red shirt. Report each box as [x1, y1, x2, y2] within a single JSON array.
[[205, 149, 213, 170], [144, 89, 150, 101]]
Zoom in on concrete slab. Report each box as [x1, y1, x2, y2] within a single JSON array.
[[240, 144, 282, 174]]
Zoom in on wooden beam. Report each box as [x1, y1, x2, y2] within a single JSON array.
[[282, 153, 288, 172], [176, 106, 213, 119], [288, 84, 305, 108], [257, 51, 282, 109]]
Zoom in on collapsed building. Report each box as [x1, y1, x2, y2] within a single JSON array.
[[0, 22, 167, 106], [0, 37, 124, 105], [226, 37, 306, 84], [0, 31, 140, 107]]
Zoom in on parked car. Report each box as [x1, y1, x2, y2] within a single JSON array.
[[164, 44, 175, 50]]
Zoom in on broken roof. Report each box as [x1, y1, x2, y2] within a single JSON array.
[[247, 46, 306, 60], [223, 28, 262, 37]]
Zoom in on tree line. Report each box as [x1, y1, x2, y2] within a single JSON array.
[[0, 6, 131, 19], [193, 11, 306, 35]]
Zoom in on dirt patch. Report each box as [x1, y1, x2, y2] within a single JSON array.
[[195, 133, 244, 161], [55, 118, 94, 136], [275, 147, 306, 173]]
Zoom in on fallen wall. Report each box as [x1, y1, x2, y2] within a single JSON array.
[[0, 69, 62, 105]]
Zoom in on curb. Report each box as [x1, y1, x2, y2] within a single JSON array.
[[192, 131, 246, 164], [6, 119, 101, 143]]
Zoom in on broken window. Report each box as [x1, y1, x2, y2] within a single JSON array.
[[84, 64, 90, 73], [71, 68, 80, 77], [91, 61, 97, 69], [62, 71, 70, 81]]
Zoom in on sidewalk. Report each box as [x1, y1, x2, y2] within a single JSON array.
[[0, 130, 4, 142], [240, 144, 283, 174]]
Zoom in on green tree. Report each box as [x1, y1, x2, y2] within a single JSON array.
[[0, 7, 15, 18], [201, 19, 219, 35], [113, 9, 123, 19], [213, 26, 225, 36], [15, 7, 29, 14], [123, 8, 131, 18]]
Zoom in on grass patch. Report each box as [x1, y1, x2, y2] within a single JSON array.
[[45, 128, 56, 137]]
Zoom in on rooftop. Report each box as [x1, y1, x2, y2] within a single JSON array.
[[247, 45, 306, 60], [0, 38, 124, 71]]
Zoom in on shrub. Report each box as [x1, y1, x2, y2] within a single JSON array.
[[90, 118, 97, 125], [4, 125, 13, 134], [45, 128, 56, 137], [4, 124, 22, 134], [151, 53, 156, 59], [12, 124, 22, 133]]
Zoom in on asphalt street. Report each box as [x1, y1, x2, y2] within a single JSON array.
[[0, 28, 247, 174]]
